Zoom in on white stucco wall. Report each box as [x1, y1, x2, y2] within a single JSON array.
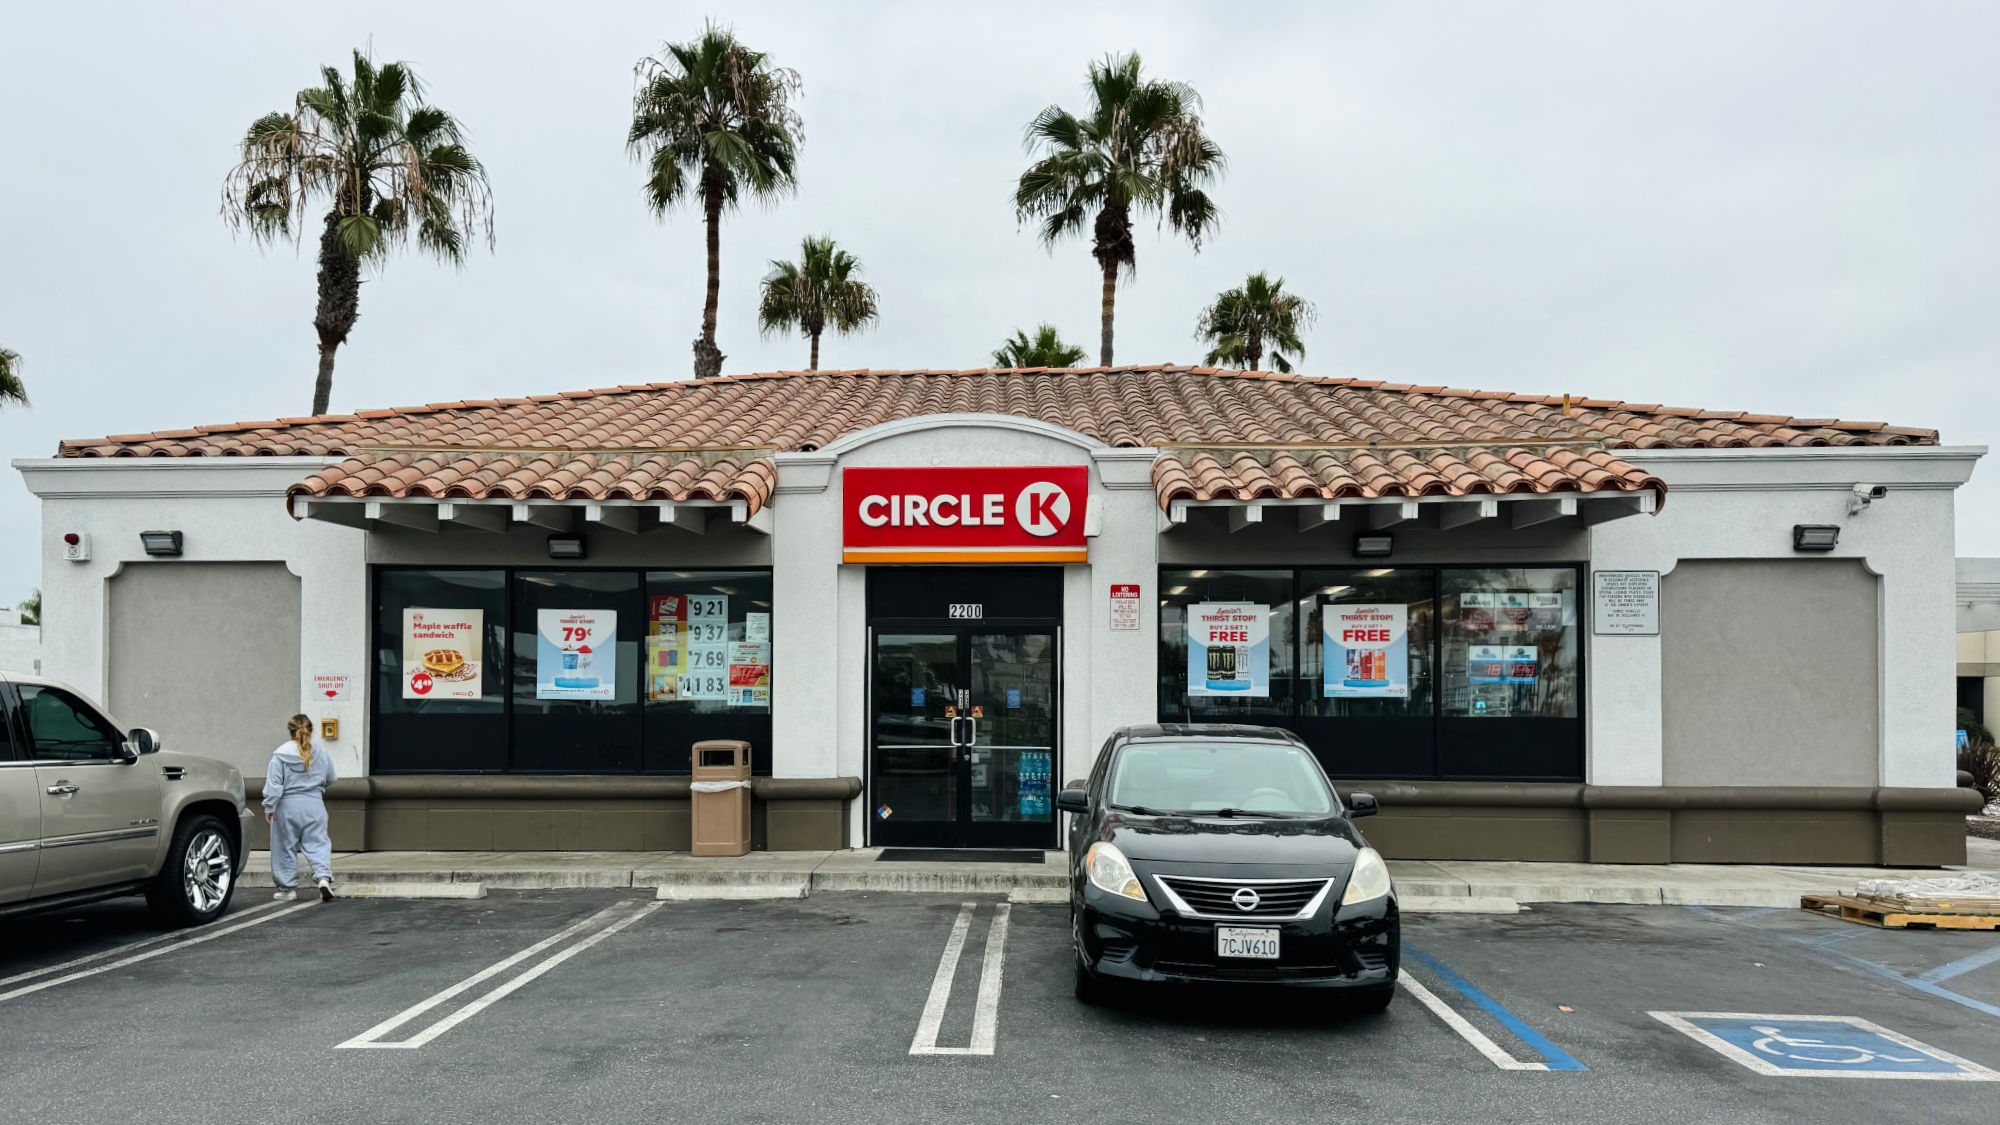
[[1587, 446, 1982, 789]]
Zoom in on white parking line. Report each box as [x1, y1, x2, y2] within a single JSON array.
[[1398, 974, 1550, 1072], [0, 901, 316, 1005], [910, 901, 1011, 1057], [338, 900, 658, 1050]]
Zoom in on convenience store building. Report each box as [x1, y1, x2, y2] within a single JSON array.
[[16, 365, 1984, 864]]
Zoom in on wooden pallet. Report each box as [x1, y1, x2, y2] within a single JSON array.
[[1801, 893, 2000, 931]]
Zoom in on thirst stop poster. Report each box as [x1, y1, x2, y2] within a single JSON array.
[[536, 609, 617, 700], [1323, 603, 1408, 698], [1187, 603, 1269, 697]]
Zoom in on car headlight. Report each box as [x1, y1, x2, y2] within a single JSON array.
[[1340, 847, 1392, 906], [1085, 842, 1146, 901]]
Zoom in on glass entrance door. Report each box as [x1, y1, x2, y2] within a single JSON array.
[[869, 628, 1058, 848]]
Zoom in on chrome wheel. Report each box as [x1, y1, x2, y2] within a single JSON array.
[[182, 828, 232, 913]]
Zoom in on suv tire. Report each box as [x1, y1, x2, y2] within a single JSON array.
[[145, 814, 237, 927]]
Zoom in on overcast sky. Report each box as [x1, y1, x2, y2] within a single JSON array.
[[2, 0, 1995, 607]]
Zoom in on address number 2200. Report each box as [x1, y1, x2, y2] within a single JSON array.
[[947, 604, 984, 619]]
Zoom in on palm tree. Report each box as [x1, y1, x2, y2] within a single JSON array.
[[1195, 272, 1317, 372], [992, 324, 1088, 368], [222, 49, 494, 417], [1015, 53, 1224, 367], [0, 346, 24, 409], [756, 236, 878, 370], [630, 26, 803, 379], [18, 588, 40, 626]]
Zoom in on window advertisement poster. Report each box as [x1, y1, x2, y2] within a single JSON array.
[[647, 596, 687, 701], [402, 608, 484, 700], [536, 609, 617, 700], [1463, 592, 1536, 633], [1018, 750, 1052, 817], [1324, 603, 1408, 698], [1469, 644, 1539, 685], [727, 641, 771, 707], [1188, 603, 1270, 697]]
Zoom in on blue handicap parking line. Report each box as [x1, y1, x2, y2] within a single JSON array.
[[1651, 1012, 2000, 1080], [1403, 946, 1588, 1071]]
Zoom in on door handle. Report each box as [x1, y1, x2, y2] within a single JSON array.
[[46, 782, 80, 797]]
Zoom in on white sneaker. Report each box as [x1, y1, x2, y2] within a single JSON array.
[[273, 888, 297, 901], [316, 877, 336, 903]]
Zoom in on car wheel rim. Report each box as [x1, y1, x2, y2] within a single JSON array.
[[182, 829, 232, 913]]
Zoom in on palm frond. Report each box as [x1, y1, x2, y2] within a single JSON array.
[[0, 346, 26, 409], [992, 325, 1086, 368], [629, 24, 803, 219]]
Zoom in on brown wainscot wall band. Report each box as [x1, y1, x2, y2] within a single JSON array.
[[1334, 782, 1973, 867]]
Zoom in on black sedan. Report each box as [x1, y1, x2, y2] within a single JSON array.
[[1057, 724, 1398, 1008]]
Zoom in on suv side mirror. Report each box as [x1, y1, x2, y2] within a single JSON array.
[[1347, 792, 1378, 818], [1055, 787, 1090, 814], [127, 727, 162, 756]]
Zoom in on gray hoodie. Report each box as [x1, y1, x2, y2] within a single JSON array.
[[262, 740, 338, 815]]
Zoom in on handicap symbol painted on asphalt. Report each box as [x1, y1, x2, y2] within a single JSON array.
[[1650, 1012, 2000, 1080]]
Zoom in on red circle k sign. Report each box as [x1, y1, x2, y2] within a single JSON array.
[[842, 466, 1088, 563]]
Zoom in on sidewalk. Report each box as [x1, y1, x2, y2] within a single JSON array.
[[245, 837, 2000, 910]]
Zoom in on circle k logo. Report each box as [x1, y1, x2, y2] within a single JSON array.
[[1015, 481, 1071, 537]]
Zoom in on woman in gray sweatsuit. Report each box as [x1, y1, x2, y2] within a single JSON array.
[[265, 713, 338, 901]]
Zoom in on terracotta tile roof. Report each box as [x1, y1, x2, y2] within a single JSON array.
[[57, 366, 1937, 515]]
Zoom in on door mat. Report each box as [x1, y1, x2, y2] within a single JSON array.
[[877, 849, 1047, 864]]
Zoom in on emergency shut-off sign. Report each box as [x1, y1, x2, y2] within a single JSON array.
[[841, 466, 1088, 563]]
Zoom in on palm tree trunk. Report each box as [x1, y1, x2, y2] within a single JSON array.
[[1099, 259, 1118, 367], [1247, 329, 1264, 372], [693, 179, 725, 379], [311, 210, 361, 416], [809, 330, 821, 372]]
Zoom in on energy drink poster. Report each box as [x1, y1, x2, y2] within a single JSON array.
[[1188, 603, 1269, 697], [1324, 603, 1408, 698], [536, 609, 617, 700], [1018, 750, 1052, 817], [1468, 644, 1538, 685]]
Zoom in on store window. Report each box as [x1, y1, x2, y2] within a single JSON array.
[[371, 567, 773, 774], [1299, 568, 1435, 718], [1439, 569, 1580, 719], [1157, 565, 1583, 781], [1157, 569, 1294, 721]]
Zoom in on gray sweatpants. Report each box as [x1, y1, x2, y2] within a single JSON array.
[[269, 798, 333, 887]]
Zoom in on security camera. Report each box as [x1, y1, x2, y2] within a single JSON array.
[[1847, 483, 1888, 514]]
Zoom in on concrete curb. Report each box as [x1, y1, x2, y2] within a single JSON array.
[[1400, 896, 1523, 914], [657, 881, 810, 901], [337, 883, 488, 900]]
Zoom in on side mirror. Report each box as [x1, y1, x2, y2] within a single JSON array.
[[1347, 792, 1378, 818], [1055, 787, 1090, 814], [127, 727, 162, 756]]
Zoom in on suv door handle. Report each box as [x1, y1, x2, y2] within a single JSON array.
[[45, 782, 80, 797]]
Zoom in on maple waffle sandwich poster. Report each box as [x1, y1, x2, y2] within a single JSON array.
[[403, 608, 484, 699]]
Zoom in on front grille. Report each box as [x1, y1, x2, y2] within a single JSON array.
[[1154, 958, 1352, 982], [1155, 876, 1331, 919]]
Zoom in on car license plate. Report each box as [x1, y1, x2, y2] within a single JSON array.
[[1216, 926, 1280, 960]]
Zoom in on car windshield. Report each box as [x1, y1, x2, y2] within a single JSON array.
[[1107, 740, 1336, 817]]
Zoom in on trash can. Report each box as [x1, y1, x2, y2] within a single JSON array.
[[690, 739, 753, 857]]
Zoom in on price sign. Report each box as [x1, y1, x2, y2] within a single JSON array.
[[676, 672, 729, 699]]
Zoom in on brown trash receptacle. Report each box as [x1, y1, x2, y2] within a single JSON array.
[[690, 740, 752, 857]]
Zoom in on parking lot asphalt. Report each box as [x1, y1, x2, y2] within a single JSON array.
[[4, 889, 2000, 1125]]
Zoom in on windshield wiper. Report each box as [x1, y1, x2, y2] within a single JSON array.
[[1108, 803, 1171, 816], [1191, 808, 1301, 819]]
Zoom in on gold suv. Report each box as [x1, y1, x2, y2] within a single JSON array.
[[1, 673, 251, 926]]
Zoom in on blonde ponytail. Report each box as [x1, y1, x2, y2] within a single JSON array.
[[287, 714, 314, 772]]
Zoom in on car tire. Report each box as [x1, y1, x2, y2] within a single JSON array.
[[1347, 983, 1396, 1014], [145, 814, 237, 928], [1073, 957, 1109, 1005]]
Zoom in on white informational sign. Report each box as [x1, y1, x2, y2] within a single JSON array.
[[312, 673, 351, 702], [1323, 603, 1408, 698], [402, 608, 484, 700], [745, 612, 770, 643], [1593, 570, 1660, 636], [1110, 584, 1140, 632], [1187, 603, 1269, 697], [536, 609, 617, 700]]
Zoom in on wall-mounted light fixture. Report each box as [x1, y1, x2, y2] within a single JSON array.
[[1792, 524, 1839, 552], [1354, 534, 1394, 558], [547, 534, 587, 560], [139, 530, 184, 557]]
